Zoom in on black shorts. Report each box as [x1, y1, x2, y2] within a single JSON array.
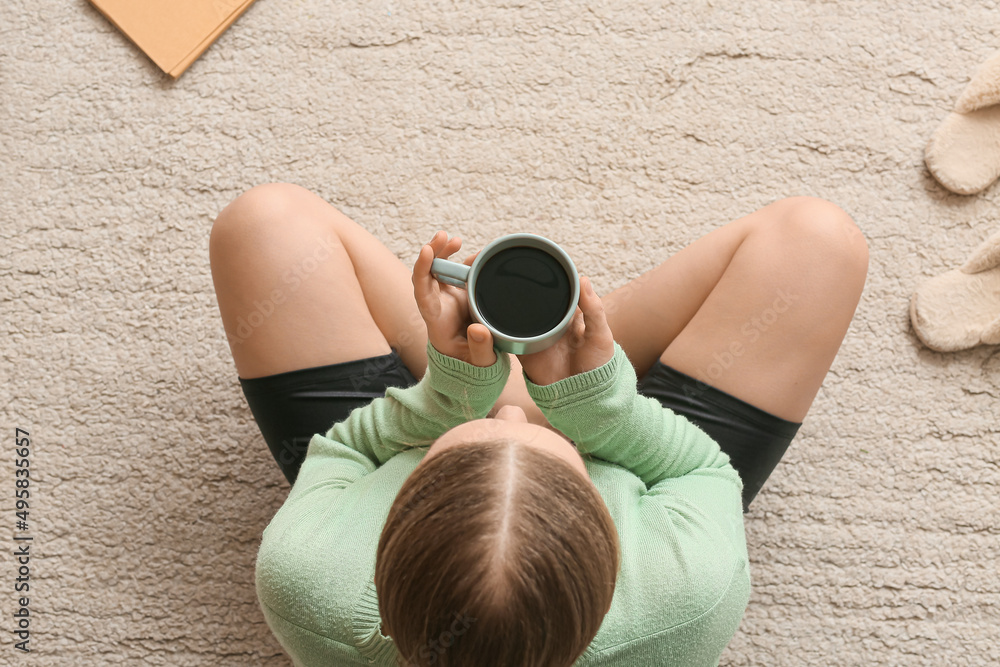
[[239, 349, 800, 512]]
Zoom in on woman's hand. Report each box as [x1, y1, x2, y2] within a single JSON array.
[[412, 231, 498, 368], [517, 275, 615, 386]]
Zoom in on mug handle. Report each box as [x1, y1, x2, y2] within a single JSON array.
[[430, 258, 471, 289]]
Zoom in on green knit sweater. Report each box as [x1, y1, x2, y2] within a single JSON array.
[[255, 341, 750, 666]]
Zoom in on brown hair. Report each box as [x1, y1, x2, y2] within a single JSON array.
[[375, 438, 620, 667]]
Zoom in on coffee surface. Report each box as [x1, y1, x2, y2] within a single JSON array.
[[474, 246, 572, 338]]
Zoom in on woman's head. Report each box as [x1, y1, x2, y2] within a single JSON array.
[[375, 406, 620, 667]]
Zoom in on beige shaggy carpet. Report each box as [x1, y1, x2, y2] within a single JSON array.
[[3, 1, 999, 665]]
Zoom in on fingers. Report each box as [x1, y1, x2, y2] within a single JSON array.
[[467, 323, 497, 367], [411, 243, 439, 315], [566, 302, 586, 341], [441, 235, 463, 258], [413, 231, 463, 298], [428, 230, 463, 259], [421, 231, 463, 264], [578, 276, 609, 333], [412, 240, 431, 279], [411, 232, 441, 288]]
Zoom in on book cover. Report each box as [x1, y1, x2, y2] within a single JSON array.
[[88, 0, 258, 78]]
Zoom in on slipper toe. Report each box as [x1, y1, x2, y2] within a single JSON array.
[[925, 105, 1000, 195], [955, 50, 1000, 114], [925, 50, 1000, 195], [910, 266, 1000, 352]]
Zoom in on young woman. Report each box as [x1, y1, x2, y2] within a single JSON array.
[[210, 183, 868, 667]]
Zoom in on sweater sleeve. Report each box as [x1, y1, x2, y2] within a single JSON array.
[[525, 342, 748, 666], [315, 342, 510, 467], [524, 342, 737, 490]]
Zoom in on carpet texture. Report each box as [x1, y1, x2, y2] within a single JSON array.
[[3, 1, 999, 665]]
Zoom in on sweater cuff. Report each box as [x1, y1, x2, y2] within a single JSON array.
[[426, 341, 510, 387], [524, 342, 626, 407]]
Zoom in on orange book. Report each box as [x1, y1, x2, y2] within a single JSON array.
[[88, 0, 258, 78]]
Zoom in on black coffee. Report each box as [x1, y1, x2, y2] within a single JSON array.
[[474, 246, 572, 338]]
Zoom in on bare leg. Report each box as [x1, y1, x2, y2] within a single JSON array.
[[209, 183, 553, 427], [211, 187, 865, 432], [603, 196, 869, 422], [210, 183, 428, 378]]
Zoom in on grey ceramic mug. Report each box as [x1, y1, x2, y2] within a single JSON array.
[[430, 233, 580, 355]]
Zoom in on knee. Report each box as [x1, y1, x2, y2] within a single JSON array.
[[212, 183, 309, 244], [210, 183, 332, 266], [774, 196, 869, 284]]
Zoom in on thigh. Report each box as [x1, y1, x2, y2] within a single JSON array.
[[604, 197, 869, 423], [209, 183, 429, 380], [602, 206, 761, 378]]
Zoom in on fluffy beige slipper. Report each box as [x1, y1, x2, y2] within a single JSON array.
[[925, 51, 1000, 195], [910, 227, 1000, 351]]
